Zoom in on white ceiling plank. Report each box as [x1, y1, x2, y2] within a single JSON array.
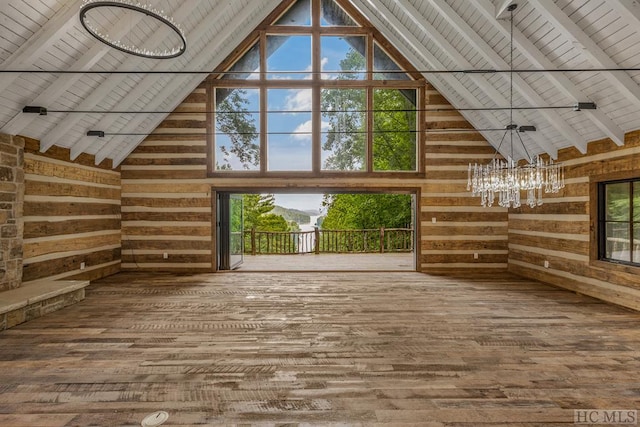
[[0, 0, 83, 94], [41, 0, 203, 155], [393, 0, 557, 159], [609, 0, 640, 26], [98, 0, 283, 166], [430, 0, 588, 153], [529, 0, 640, 112], [471, 0, 625, 146], [353, 0, 530, 161], [0, 10, 146, 135]]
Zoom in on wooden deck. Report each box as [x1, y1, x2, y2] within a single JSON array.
[[1, 271, 640, 426], [237, 253, 415, 271]]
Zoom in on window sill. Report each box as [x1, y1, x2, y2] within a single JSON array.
[[590, 259, 640, 275]]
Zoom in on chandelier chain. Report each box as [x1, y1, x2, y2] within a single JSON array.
[[467, 3, 566, 209]]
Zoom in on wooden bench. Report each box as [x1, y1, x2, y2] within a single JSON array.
[[0, 280, 90, 331]]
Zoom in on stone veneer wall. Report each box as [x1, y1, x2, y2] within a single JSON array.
[[0, 134, 24, 292]]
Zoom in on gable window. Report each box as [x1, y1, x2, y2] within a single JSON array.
[[598, 178, 640, 266], [207, 0, 424, 176]]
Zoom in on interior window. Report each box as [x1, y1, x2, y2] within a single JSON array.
[[599, 179, 640, 266]]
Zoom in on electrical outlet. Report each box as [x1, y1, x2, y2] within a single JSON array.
[[473, 253, 479, 259], [544, 260, 549, 268], [163, 252, 168, 259], [80, 262, 86, 270], [431, 217, 436, 223]]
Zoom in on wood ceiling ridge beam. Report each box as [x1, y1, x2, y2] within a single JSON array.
[[0, 0, 83, 96], [430, 0, 588, 154], [0, 9, 148, 136], [392, 0, 556, 158], [101, 0, 284, 167], [41, 0, 204, 156], [529, 0, 640, 114], [353, 0, 528, 160], [470, 0, 625, 148]]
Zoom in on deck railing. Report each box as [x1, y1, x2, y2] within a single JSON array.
[[244, 227, 413, 255]]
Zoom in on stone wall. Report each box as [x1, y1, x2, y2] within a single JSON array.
[[0, 134, 24, 292]]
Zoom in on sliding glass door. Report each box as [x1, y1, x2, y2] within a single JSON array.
[[217, 193, 244, 270]]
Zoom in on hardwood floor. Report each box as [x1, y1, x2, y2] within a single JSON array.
[[239, 253, 415, 271], [1, 271, 640, 426]]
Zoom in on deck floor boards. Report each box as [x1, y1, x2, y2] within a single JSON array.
[[1, 271, 639, 426]]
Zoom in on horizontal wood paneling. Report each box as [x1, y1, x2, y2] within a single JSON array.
[[120, 89, 212, 272], [23, 141, 121, 283], [508, 129, 640, 311], [421, 90, 508, 274]]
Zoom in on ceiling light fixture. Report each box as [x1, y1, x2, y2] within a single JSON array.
[[79, 0, 186, 59], [22, 106, 47, 115], [467, 4, 565, 209]]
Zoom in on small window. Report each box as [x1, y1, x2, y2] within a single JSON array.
[[598, 178, 640, 266]]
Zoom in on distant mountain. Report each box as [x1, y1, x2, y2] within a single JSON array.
[[272, 206, 312, 225]]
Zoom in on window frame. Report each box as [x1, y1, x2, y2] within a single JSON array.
[[597, 178, 639, 266], [592, 173, 640, 270], [206, 0, 425, 178]]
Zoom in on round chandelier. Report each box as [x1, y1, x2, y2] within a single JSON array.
[[79, 0, 186, 59], [466, 4, 565, 208]]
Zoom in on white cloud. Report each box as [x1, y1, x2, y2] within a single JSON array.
[[292, 119, 329, 140], [285, 89, 313, 112]]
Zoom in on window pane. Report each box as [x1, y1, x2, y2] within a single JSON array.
[[321, 0, 357, 26], [373, 89, 417, 171], [274, 0, 311, 26], [634, 224, 640, 264], [634, 181, 640, 222], [221, 41, 260, 80], [321, 88, 366, 171], [267, 89, 312, 171], [374, 43, 411, 81], [320, 36, 366, 80], [214, 88, 260, 171], [606, 182, 630, 221], [267, 35, 312, 80], [605, 222, 630, 262]]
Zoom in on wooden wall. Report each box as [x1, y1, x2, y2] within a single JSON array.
[[22, 139, 121, 283], [508, 131, 640, 310], [120, 86, 213, 272], [120, 82, 506, 274], [421, 84, 509, 274]]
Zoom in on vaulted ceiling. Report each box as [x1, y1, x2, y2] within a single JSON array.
[[2, 0, 640, 167]]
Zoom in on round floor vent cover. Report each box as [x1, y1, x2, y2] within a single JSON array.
[[141, 411, 169, 427]]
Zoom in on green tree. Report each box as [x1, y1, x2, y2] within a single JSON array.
[[321, 194, 411, 230], [322, 50, 367, 171], [216, 89, 259, 169], [242, 194, 276, 230], [242, 194, 297, 253], [372, 89, 417, 171]]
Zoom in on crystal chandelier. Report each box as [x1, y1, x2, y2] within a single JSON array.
[[467, 3, 564, 208]]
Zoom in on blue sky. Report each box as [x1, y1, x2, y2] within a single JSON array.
[[216, 35, 358, 175], [217, 35, 359, 211]]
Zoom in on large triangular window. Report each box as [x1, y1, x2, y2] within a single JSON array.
[[209, 0, 424, 175]]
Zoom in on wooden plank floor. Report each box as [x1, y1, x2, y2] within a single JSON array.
[[239, 253, 415, 271], [1, 271, 640, 426]]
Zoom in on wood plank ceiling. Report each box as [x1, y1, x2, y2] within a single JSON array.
[[1, 0, 640, 167]]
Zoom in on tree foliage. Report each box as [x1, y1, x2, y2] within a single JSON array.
[[321, 193, 411, 230], [216, 89, 259, 169], [321, 47, 415, 231]]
